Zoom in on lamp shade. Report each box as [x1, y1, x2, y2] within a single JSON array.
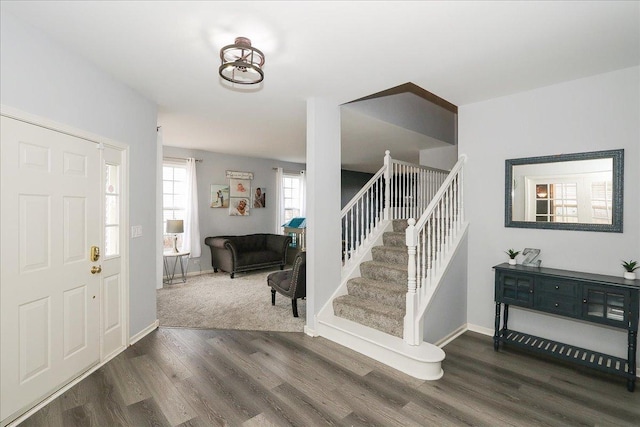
[[166, 219, 184, 234]]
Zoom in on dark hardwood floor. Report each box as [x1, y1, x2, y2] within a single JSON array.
[[19, 329, 640, 426]]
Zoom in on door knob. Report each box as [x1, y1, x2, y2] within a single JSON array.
[[91, 265, 102, 274]]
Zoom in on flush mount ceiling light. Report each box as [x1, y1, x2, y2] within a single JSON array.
[[219, 37, 265, 85]]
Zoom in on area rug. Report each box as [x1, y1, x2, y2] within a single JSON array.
[[156, 267, 306, 332]]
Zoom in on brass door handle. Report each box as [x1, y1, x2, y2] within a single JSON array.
[[91, 265, 102, 274]]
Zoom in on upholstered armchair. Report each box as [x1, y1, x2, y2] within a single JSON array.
[[267, 251, 306, 317]]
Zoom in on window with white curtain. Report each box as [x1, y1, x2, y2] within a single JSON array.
[[283, 173, 304, 221], [275, 169, 306, 234], [162, 161, 186, 251]]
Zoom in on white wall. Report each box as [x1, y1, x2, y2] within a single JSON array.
[[306, 98, 342, 332], [459, 67, 640, 363], [162, 146, 305, 275], [1, 11, 159, 338]]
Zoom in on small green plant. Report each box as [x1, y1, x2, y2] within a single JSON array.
[[505, 249, 520, 259], [621, 260, 639, 272]]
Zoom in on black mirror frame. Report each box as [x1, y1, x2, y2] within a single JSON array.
[[505, 149, 624, 233]]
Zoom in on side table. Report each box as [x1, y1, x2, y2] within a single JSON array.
[[163, 251, 190, 285]]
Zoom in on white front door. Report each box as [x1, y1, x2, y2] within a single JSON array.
[[0, 116, 101, 422]]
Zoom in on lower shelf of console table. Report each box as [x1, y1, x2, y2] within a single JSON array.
[[493, 263, 639, 392], [497, 328, 634, 386]]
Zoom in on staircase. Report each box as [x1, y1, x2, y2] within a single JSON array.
[[333, 219, 409, 337], [316, 151, 468, 381]]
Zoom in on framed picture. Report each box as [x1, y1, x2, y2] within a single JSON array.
[[210, 184, 229, 208], [229, 178, 251, 198], [229, 197, 250, 216], [253, 187, 266, 208]]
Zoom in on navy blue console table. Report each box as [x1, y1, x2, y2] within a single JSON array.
[[493, 263, 639, 392]]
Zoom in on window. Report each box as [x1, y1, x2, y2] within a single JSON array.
[[163, 162, 187, 251], [282, 172, 304, 222], [590, 181, 612, 224], [535, 183, 578, 223], [105, 163, 120, 257]]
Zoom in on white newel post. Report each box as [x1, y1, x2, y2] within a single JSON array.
[[383, 150, 391, 221], [404, 218, 420, 345]]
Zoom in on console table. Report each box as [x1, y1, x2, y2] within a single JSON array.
[[493, 263, 639, 391]]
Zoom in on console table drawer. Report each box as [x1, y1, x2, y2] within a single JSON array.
[[536, 279, 578, 296], [534, 292, 580, 317]]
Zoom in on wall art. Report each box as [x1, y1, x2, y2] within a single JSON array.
[[210, 184, 229, 208]]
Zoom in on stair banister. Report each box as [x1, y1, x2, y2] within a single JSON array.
[[404, 155, 466, 345], [341, 162, 386, 264], [383, 150, 391, 221]]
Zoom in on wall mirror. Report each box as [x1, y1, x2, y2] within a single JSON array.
[[505, 149, 624, 232]]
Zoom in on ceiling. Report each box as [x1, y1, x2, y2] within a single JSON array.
[[2, 1, 638, 171]]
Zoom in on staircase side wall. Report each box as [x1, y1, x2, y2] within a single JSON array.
[[422, 232, 468, 343]]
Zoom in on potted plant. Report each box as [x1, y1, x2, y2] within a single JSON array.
[[622, 260, 638, 280], [505, 249, 520, 266]]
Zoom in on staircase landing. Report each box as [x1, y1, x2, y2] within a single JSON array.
[[316, 314, 445, 380]]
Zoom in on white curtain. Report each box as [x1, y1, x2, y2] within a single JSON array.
[[299, 169, 306, 217], [274, 167, 284, 234], [156, 128, 164, 289], [183, 158, 201, 257]]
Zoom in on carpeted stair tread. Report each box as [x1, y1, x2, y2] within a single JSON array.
[[372, 245, 409, 264], [347, 277, 406, 309], [392, 219, 408, 232], [382, 231, 406, 247], [333, 295, 404, 338], [360, 260, 408, 284]]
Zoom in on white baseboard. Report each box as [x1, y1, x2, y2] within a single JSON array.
[[129, 319, 160, 345], [466, 323, 494, 337], [434, 324, 468, 347], [303, 325, 318, 337]]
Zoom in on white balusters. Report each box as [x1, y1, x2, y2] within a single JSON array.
[[404, 156, 466, 345]]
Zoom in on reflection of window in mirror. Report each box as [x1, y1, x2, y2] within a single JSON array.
[[534, 183, 578, 223], [590, 181, 612, 224], [522, 168, 612, 225]]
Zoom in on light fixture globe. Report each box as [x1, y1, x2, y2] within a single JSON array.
[[219, 37, 265, 85]]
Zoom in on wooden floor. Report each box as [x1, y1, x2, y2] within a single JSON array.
[[19, 329, 640, 426]]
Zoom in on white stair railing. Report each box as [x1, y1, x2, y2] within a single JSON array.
[[405, 156, 466, 345], [341, 150, 449, 266]]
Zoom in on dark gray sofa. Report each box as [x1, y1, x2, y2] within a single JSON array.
[[204, 234, 292, 278]]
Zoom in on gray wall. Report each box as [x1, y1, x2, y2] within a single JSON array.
[[1, 11, 159, 338], [341, 169, 374, 208], [162, 146, 305, 275], [423, 233, 468, 343], [459, 66, 639, 365]]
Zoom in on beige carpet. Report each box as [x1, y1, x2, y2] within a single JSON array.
[[157, 267, 306, 332]]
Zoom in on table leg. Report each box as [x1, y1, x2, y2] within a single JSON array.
[[178, 255, 189, 283], [494, 302, 501, 351], [163, 256, 171, 284], [628, 329, 637, 392], [503, 304, 510, 332]]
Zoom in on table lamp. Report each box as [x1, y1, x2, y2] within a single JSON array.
[[166, 219, 184, 253]]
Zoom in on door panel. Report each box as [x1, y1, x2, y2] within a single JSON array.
[[63, 285, 88, 357], [19, 195, 50, 272], [19, 297, 50, 382], [1, 116, 101, 422]]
